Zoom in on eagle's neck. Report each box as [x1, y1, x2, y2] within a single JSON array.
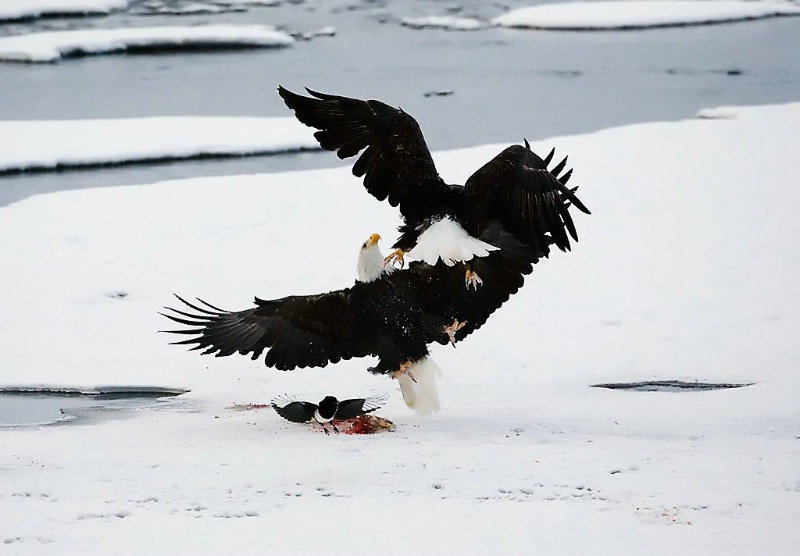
[[357, 243, 390, 283]]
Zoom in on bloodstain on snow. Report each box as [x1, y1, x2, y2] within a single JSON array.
[[228, 404, 395, 434]]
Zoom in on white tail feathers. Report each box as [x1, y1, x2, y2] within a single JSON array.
[[407, 217, 498, 266], [396, 357, 442, 416]]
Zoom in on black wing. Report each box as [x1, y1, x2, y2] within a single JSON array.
[[335, 394, 389, 420], [160, 291, 376, 370], [161, 229, 539, 370], [400, 225, 539, 345], [271, 397, 318, 423], [278, 86, 450, 219], [463, 143, 590, 258]]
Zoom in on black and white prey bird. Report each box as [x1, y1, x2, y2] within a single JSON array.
[[161, 231, 538, 415], [271, 394, 388, 434], [278, 86, 590, 288]]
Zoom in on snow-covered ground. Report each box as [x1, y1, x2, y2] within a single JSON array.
[[1, 102, 798, 553], [0, 0, 128, 21], [0, 117, 318, 172], [0, 25, 293, 63], [493, 0, 800, 30]]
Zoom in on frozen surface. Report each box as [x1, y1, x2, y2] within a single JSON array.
[[0, 0, 128, 21], [400, 15, 488, 31], [134, 2, 247, 16], [1, 104, 799, 553], [0, 116, 319, 172], [0, 24, 294, 63], [494, 0, 800, 30], [213, 0, 281, 5]]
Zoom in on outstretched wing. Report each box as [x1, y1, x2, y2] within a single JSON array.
[[271, 397, 318, 423], [463, 143, 590, 258], [335, 394, 390, 420], [278, 86, 450, 219], [160, 291, 376, 370]]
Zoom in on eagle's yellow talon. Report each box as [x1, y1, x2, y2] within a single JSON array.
[[465, 269, 483, 290], [384, 249, 406, 269], [391, 360, 416, 382], [444, 319, 467, 347]]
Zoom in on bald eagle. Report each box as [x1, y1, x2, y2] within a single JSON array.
[[277, 86, 590, 287], [161, 230, 538, 415]]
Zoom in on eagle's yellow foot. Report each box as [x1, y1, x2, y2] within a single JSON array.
[[384, 249, 406, 269], [391, 360, 416, 382], [444, 319, 467, 347], [465, 269, 483, 290]]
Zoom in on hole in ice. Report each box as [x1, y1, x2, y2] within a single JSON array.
[[0, 386, 188, 427], [591, 380, 752, 392]]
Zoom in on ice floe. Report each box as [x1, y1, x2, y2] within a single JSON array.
[[0, 24, 294, 63], [0, 116, 319, 172], [401, 15, 488, 31], [0, 0, 128, 21], [493, 0, 800, 30]]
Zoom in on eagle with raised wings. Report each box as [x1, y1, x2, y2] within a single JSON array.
[[162, 229, 539, 415], [278, 86, 590, 288]]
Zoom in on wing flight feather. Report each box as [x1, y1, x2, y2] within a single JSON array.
[[271, 399, 318, 423], [336, 394, 390, 420], [160, 290, 375, 371], [278, 86, 449, 219], [463, 144, 590, 258]]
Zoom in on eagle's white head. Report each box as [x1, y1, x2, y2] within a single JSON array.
[[357, 233, 394, 283]]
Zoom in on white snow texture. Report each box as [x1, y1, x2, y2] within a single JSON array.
[[1, 102, 799, 554]]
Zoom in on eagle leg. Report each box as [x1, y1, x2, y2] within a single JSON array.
[[465, 268, 483, 290], [391, 360, 417, 382], [444, 319, 467, 347], [384, 249, 406, 268]]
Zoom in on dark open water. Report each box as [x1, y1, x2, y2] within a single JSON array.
[[0, 0, 799, 205]]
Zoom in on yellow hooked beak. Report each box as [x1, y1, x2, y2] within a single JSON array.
[[365, 233, 381, 248]]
